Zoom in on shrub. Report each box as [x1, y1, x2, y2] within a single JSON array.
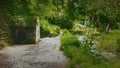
[[67, 49, 105, 68], [40, 26, 50, 38], [40, 19, 60, 38], [61, 44, 105, 68], [70, 29, 83, 35], [0, 40, 8, 49], [60, 32, 80, 50], [97, 30, 120, 53], [60, 32, 105, 68], [48, 16, 73, 29], [108, 61, 120, 68]]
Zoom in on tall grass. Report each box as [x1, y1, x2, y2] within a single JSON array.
[[97, 30, 120, 53], [60, 31, 106, 68]]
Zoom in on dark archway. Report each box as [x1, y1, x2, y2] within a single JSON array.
[[16, 29, 26, 44]]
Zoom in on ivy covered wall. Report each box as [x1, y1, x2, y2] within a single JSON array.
[[0, 10, 13, 49]]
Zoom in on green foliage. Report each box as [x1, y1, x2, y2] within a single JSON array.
[[0, 11, 13, 48], [48, 16, 74, 29], [108, 61, 120, 68], [0, 0, 56, 26], [64, 0, 120, 31], [0, 0, 120, 67], [89, 0, 120, 30], [60, 32, 105, 68], [40, 19, 60, 38], [1, 40, 8, 47], [70, 30, 83, 35], [66, 47, 105, 68], [60, 31, 80, 50], [0, 40, 9, 49], [97, 30, 120, 53]]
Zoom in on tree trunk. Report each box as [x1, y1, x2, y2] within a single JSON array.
[[91, 16, 94, 22], [56, 1, 59, 17], [106, 22, 110, 32]]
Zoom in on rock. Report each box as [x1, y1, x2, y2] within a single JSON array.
[[78, 36, 87, 41]]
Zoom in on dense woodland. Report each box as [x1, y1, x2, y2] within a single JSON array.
[[0, 0, 120, 68]]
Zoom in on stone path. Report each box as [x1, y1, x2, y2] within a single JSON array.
[[0, 33, 68, 68]]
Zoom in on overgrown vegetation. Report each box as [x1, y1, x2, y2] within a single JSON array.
[[48, 16, 74, 29], [0, 0, 120, 68], [60, 31, 107, 68], [60, 30, 80, 50], [40, 19, 60, 38], [0, 9, 13, 48], [97, 30, 120, 53], [60, 29, 120, 68]]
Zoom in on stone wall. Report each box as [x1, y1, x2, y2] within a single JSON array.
[[10, 26, 36, 44]]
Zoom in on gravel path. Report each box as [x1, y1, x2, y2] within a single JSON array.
[[0, 33, 68, 68]]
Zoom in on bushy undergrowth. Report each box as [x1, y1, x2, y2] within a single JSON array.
[[0, 19, 12, 49], [97, 30, 120, 53], [108, 62, 120, 68], [0, 40, 9, 49], [60, 31, 106, 68], [60, 31, 80, 50], [40, 19, 60, 38], [48, 16, 73, 29]]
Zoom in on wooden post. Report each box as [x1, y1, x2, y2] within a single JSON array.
[[36, 16, 40, 43]]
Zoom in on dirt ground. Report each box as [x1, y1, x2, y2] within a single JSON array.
[[0, 34, 68, 68]]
